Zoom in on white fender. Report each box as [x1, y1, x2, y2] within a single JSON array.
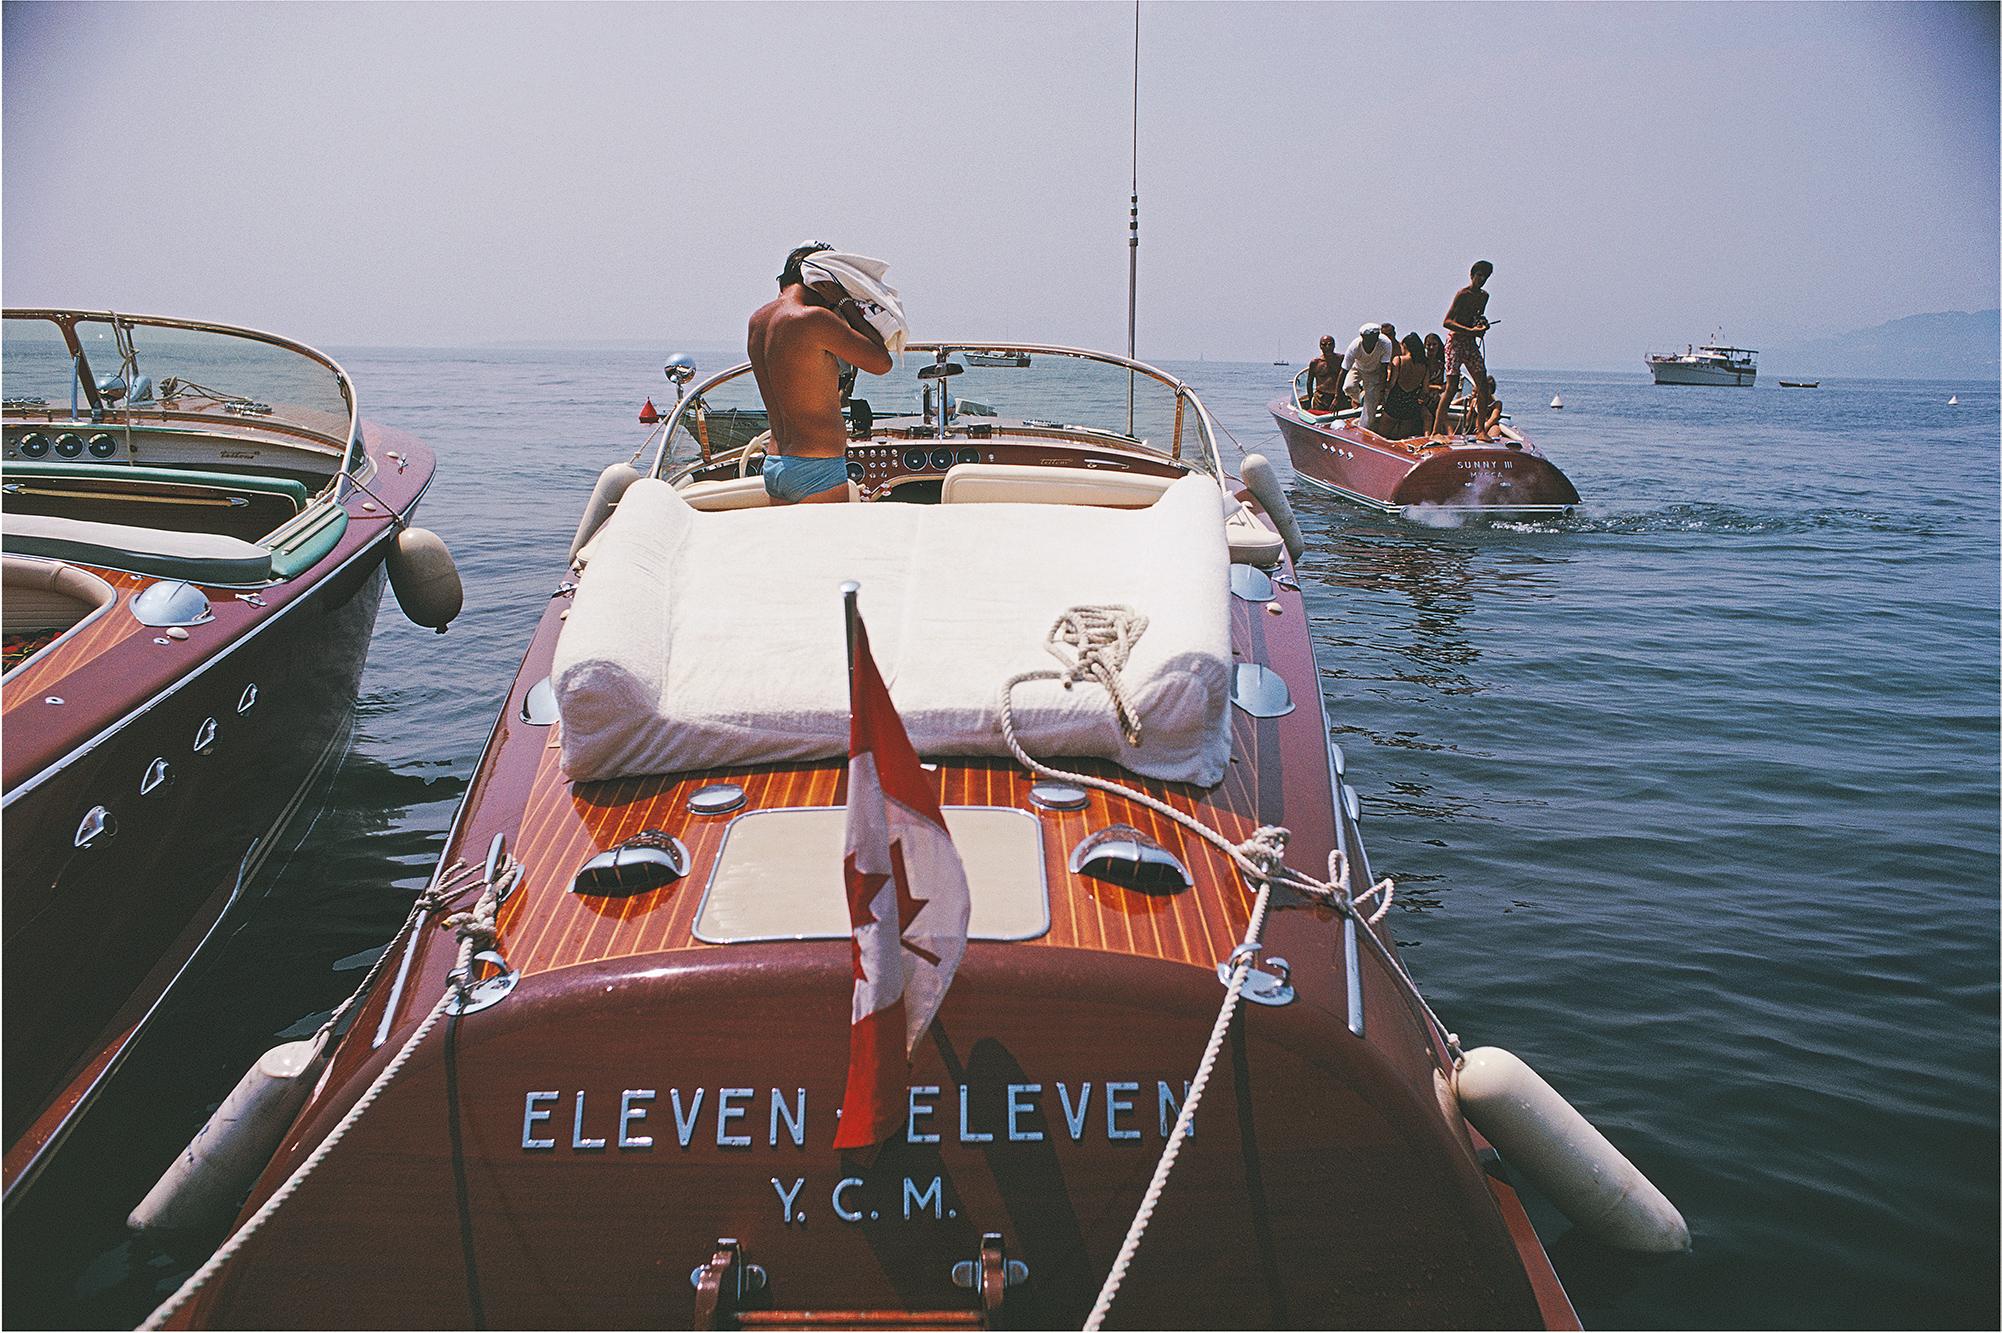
[[1454, 1046, 1690, 1253], [386, 526, 462, 631], [1238, 453, 1306, 564], [128, 1035, 330, 1235], [569, 463, 642, 563]]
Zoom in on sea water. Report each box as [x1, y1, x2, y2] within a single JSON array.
[[7, 352, 1995, 1329]]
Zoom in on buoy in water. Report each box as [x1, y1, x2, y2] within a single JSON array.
[[129, 1035, 330, 1235], [1238, 453, 1306, 564], [386, 526, 463, 632], [1550, 394, 1564, 409], [569, 462, 642, 562], [1454, 1046, 1690, 1253]]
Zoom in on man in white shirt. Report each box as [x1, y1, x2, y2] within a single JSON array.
[[1342, 323, 1394, 433]]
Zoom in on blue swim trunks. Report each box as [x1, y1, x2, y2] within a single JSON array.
[[761, 454, 850, 503]]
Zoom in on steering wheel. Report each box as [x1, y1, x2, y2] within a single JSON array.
[[737, 430, 773, 479]]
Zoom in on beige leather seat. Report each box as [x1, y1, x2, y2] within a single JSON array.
[[678, 476, 862, 511], [939, 463, 1175, 508]]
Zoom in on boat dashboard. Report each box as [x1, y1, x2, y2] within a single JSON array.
[[680, 426, 1189, 504]]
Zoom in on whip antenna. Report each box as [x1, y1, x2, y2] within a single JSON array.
[[1126, 0, 1139, 434]]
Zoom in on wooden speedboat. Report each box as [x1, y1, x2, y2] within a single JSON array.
[[1269, 373, 1579, 516], [1, 310, 458, 1205], [142, 344, 1686, 1329]]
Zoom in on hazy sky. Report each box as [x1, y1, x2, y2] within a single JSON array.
[[4, 1, 1996, 367]]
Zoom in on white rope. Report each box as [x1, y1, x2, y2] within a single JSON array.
[[138, 874, 505, 1330], [997, 607, 1453, 1331], [1083, 881, 1270, 1331]]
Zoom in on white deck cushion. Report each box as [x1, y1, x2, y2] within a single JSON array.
[[553, 475, 1233, 786]]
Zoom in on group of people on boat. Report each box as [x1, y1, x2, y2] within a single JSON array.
[[1303, 260, 1502, 442]]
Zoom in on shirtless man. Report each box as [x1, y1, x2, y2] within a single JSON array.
[[746, 243, 894, 503], [1431, 260, 1495, 441], [1306, 334, 1347, 412]]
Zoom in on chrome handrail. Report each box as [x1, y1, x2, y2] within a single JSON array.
[[652, 341, 1227, 483], [1, 308, 363, 478]]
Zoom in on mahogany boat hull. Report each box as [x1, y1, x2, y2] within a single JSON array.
[[173, 535, 1573, 1331], [184, 948, 1567, 1329], [1269, 401, 1579, 514], [155, 348, 1574, 1329], [0, 425, 437, 1203]]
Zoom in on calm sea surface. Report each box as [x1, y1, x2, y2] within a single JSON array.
[[9, 351, 1997, 1330]]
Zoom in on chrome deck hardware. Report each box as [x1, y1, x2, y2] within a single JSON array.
[[444, 950, 517, 1016], [573, 833, 688, 898], [1229, 562, 1275, 601], [1070, 823, 1190, 893], [1230, 662, 1295, 717], [688, 783, 746, 816], [1029, 781, 1088, 811], [520, 677, 559, 725], [1219, 944, 1294, 1006]]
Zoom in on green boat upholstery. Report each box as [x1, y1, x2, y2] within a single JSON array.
[[1, 461, 313, 506]]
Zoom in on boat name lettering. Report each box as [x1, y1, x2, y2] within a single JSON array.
[[1455, 460, 1515, 471], [519, 1079, 1194, 1154]]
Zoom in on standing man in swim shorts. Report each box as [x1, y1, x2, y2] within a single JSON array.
[[1431, 260, 1495, 441], [747, 242, 894, 504]]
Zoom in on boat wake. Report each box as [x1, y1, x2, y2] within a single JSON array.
[[1469, 503, 1927, 537]]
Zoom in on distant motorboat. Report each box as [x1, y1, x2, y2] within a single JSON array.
[[1646, 340, 1757, 386], [1778, 380, 1820, 389], [1550, 394, 1564, 409]]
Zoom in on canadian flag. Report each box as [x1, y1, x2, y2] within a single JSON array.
[[833, 609, 971, 1149]]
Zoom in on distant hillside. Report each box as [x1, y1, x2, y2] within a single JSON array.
[[1764, 309, 1999, 381]]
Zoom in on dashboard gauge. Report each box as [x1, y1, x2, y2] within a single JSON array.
[[929, 448, 954, 471], [956, 448, 980, 465], [54, 433, 83, 457], [18, 433, 49, 457], [845, 460, 864, 483], [902, 447, 928, 471], [88, 433, 118, 458]]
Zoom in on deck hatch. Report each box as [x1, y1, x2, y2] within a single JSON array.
[[693, 806, 1048, 944]]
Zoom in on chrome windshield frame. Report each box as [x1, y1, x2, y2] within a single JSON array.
[[1, 308, 364, 480], [650, 341, 1227, 483]]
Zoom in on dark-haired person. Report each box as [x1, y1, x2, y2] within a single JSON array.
[[746, 242, 893, 504], [1430, 260, 1495, 440], [1305, 334, 1348, 413], [1379, 334, 1431, 440], [1422, 332, 1448, 422]]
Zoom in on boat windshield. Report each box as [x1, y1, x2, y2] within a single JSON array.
[[2, 311, 358, 461], [655, 343, 1225, 479]]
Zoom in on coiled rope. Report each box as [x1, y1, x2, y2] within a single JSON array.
[[997, 608, 1441, 1331], [138, 864, 510, 1330]]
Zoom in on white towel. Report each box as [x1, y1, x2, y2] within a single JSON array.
[[799, 251, 908, 359]]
